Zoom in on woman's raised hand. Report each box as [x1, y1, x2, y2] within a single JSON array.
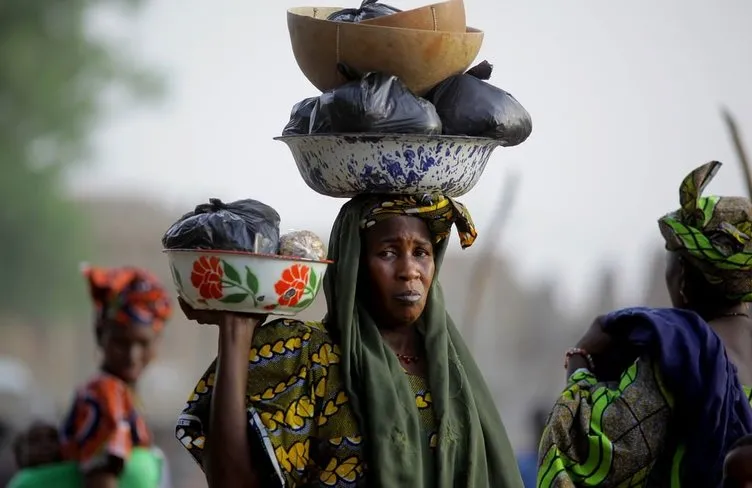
[[177, 297, 267, 328]]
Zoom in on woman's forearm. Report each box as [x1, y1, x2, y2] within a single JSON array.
[[206, 318, 259, 488]]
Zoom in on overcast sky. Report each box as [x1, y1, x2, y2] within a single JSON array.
[[70, 0, 752, 310]]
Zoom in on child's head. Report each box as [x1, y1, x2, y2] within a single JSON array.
[[83, 265, 172, 384], [724, 435, 752, 488], [13, 422, 61, 469]]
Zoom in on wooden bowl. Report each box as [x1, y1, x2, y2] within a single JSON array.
[[287, 6, 483, 96], [361, 0, 466, 32]]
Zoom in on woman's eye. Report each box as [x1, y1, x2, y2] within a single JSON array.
[[415, 248, 430, 257], [378, 250, 396, 258]]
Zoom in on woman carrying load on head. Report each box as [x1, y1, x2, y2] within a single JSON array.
[[9, 266, 174, 488], [537, 161, 752, 488], [176, 194, 524, 488]]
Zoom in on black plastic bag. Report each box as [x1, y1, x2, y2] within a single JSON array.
[[282, 97, 318, 135], [162, 198, 281, 254], [327, 0, 400, 23], [426, 60, 533, 146], [309, 66, 442, 135]]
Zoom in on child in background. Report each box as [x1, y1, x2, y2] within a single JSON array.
[[8, 265, 172, 488]]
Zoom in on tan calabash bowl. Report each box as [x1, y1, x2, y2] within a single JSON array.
[[287, 6, 483, 96]]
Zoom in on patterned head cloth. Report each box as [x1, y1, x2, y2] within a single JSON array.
[[82, 265, 172, 333], [360, 193, 478, 249], [658, 161, 752, 301]]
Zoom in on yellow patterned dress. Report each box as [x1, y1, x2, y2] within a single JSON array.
[[406, 373, 439, 453], [176, 319, 365, 487]]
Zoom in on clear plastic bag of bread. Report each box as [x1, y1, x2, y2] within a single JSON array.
[[278, 230, 326, 261]]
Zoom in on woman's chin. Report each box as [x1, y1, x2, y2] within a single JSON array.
[[373, 301, 425, 328], [392, 308, 424, 327]]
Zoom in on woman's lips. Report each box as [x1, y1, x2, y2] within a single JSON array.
[[394, 291, 421, 304]]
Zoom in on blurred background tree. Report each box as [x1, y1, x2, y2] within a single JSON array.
[[0, 0, 163, 323]]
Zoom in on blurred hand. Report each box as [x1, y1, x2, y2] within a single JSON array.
[[575, 316, 614, 355], [178, 297, 267, 328]]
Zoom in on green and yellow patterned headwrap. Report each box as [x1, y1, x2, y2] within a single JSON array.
[[658, 161, 752, 301], [360, 194, 477, 249]]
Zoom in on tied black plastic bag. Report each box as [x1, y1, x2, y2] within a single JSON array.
[[309, 65, 442, 135], [162, 198, 281, 254], [327, 0, 401, 23], [426, 60, 533, 146], [282, 97, 318, 135]]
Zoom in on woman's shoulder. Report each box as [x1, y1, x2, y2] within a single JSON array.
[[256, 317, 329, 335], [253, 318, 334, 348], [570, 355, 672, 401], [250, 318, 339, 366]]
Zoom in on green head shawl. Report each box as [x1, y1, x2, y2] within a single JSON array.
[[658, 161, 752, 301], [323, 193, 523, 488]]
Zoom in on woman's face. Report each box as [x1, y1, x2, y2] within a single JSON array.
[[363, 216, 435, 328], [100, 323, 159, 384]]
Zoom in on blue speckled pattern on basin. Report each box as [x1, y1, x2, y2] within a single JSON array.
[[275, 134, 501, 198]]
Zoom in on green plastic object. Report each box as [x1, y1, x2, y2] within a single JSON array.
[[7, 447, 163, 488]]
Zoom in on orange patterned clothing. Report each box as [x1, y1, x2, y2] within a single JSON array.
[[60, 373, 152, 473]]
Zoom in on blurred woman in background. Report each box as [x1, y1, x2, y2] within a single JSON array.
[[538, 161, 752, 487], [8, 265, 173, 488]]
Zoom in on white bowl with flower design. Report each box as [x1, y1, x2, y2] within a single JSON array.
[[164, 249, 330, 315]]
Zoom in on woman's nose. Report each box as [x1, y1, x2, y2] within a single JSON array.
[[397, 257, 421, 280]]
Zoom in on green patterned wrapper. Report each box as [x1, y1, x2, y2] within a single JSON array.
[[658, 161, 752, 301]]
